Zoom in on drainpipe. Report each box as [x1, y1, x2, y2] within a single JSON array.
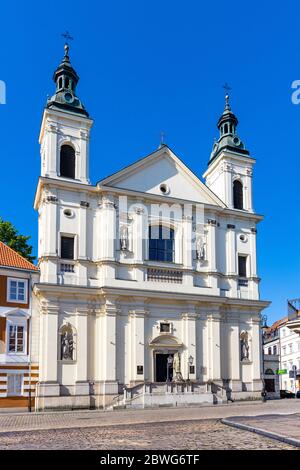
[[28, 273, 33, 412]]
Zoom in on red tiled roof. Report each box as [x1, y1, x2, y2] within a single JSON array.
[[0, 241, 38, 271], [268, 316, 288, 331]]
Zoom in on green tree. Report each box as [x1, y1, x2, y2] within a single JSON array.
[[0, 217, 35, 263]]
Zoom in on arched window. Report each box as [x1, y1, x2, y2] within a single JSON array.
[[224, 123, 228, 134], [265, 368, 274, 375], [60, 144, 75, 179], [149, 225, 175, 262], [233, 180, 243, 209]]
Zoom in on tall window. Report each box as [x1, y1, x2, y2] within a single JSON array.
[[233, 180, 243, 209], [149, 225, 175, 262], [8, 325, 25, 353], [7, 278, 27, 303], [238, 255, 247, 278], [61, 236, 74, 260], [60, 145, 75, 179]]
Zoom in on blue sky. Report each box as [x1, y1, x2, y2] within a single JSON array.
[[0, 1, 299, 324]]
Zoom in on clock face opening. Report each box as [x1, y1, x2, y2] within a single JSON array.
[[64, 92, 74, 103]]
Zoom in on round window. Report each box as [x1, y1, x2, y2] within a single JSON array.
[[239, 234, 248, 243], [159, 183, 170, 195], [63, 208, 73, 218]]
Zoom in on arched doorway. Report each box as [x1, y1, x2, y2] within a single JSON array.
[[149, 334, 183, 382]]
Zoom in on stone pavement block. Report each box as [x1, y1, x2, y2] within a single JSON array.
[[0, 420, 296, 450], [223, 413, 300, 447]]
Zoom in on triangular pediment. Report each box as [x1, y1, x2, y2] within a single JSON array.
[[98, 146, 225, 206]]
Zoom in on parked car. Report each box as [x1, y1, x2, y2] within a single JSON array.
[[280, 390, 295, 398], [296, 391, 300, 399]]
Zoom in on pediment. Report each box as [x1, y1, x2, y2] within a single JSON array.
[[0, 308, 30, 318], [149, 334, 183, 348], [98, 146, 225, 206]]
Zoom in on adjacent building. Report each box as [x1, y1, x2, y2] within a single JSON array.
[[0, 241, 39, 407], [31, 43, 270, 410], [263, 300, 300, 395]]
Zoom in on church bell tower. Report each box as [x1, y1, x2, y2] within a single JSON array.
[[203, 95, 255, 212], [39, 43, 93, 184]]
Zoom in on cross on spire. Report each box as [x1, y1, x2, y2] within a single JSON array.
[[223, 82, 231, 94], [61, 31, 74, 44], [160, 131, 166, 146]]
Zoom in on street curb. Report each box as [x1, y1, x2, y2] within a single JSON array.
[[0, 399, 264, 417], [221, 418, 300, 448]]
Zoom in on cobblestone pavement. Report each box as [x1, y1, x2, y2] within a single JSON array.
[[0, 419, 296, 450], [1, 400, 300, 434], [226, 413, 300, 441]]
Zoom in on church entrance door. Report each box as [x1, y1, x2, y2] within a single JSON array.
[[155, 353, 174, 382]]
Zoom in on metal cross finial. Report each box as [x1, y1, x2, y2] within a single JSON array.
[[160, 131, 166, 146], [223, 82, 231, 94], [62, 31, 74, 44]]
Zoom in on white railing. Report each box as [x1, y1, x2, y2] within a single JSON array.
[[60, 263, 75, 273]]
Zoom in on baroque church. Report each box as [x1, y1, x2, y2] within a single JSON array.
[[31, 44, 269, 409]]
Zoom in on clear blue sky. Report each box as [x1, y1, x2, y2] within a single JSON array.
[[0, 1, 299, 324]]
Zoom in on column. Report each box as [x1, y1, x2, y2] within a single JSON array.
[[132, 205, 146, 281], [182, 215, 193, 286], [197, 312, 209, 383], [249, 227, 259, 299], [79, 128, 90, 184], [182, 310, 197, 380], [129, 306, 148, 383], [223, 163, 232, 208], [43, 194, 58, 283], [75, 307, 89, 395], [245, 168, 253, 212], [39, 303, 60, 396], [228, 314, 242, 391], [208, 311, 222, 383], [95, 298, 119, 399], [44, 120, 58, 178], [99, 194, 116, 280], [78, 200, 88, 286], [226, 224, 237, 297], [251, 316, 262, 392], [207, 218, 218, 293]]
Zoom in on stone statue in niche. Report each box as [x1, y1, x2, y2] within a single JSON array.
[[172, 352, 184, 382], [61, 330, 74, 360], [120, 225, 129, 251], [240, 332, 249, 361], [196, 235, 206, 261]]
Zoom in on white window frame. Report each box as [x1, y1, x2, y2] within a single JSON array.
[[7, 278, 28, 304], [6, 317, 27, 355]]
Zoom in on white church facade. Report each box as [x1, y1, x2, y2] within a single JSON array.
[[32, 44, 269, 409]]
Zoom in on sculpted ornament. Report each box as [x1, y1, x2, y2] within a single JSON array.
[[120, 224, 129, 251], [172, 352, 184, 382], [61, 329, 74, 360], [240, 331, 250, 361], [196, 234, 206, 261]]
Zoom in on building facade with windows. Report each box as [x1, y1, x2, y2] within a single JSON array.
[[33, 45, 269, 409], [0, 242, 39, 407], [279, 300, 300, 393], [263, 305, 300, 396]]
